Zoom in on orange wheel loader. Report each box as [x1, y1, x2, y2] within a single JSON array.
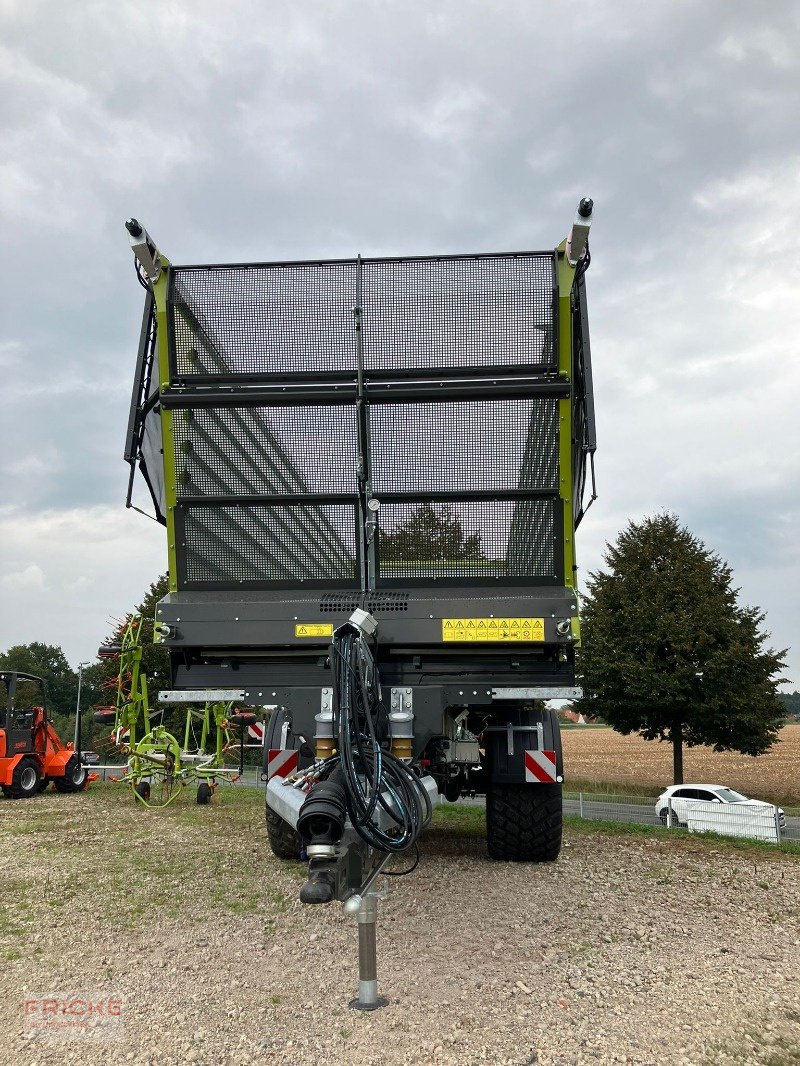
[[0, 671, 93, 799]]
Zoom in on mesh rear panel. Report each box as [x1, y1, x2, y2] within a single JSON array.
[[369, 399, 558, 494], [181, 503, 358, 585], [169, 254, 555, 378], [378, 500, 556, 582], [170, 263, 358, 375], [172, 405, 359, 497], [361, 255, 554, 371], [165, 251, 562, 591]]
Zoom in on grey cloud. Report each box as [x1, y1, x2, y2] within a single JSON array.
[[0, 0, 797, 679]]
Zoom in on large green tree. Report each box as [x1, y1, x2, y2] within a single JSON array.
[[578, 514, 786, 783], [380, 503, 485, 562]]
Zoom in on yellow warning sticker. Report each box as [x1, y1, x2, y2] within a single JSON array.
[[442, 618, 545, 642], [295, 624, 334, 638]]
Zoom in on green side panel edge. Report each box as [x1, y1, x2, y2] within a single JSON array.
[[151, 259, 179, 596]]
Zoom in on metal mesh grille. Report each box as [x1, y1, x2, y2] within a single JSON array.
[[377, 500, 556, 582], [172, 405, 359, 498], [181, 503, 358, 585], [168, 254, 555, 378], [318, 592, 409, 612], [369, 399, 558, 494], [361, 255, 555, 371], [170, 263, 358, 376]]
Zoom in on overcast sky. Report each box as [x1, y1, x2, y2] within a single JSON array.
[[1, 1, 797, 689]]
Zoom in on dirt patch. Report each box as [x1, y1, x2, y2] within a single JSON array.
[[562, 724, 800, 805], [0, 786, 798, 1065]]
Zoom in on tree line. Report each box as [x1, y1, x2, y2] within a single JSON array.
[[1, 511, 793, 783]]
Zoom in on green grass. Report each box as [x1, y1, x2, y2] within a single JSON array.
[[0, 783, 299, 938], [563, 814, 800, 859], [429, 803, 800, 861]]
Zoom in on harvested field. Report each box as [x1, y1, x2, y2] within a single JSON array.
[[562, 723, 800, 804], [1, 786, 799, 1065]]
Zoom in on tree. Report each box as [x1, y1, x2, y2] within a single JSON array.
[[380, 503, 485, 562], [578, 514, 786, 784], [0, 641, 78, 720]]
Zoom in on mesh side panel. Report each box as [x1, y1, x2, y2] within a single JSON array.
[[170, 264, 358, 375], [377, 500, 556, 581], [172, 405, 359, 497], [181, 504, 358, 585], [369, 399, 558, 494], [361, 255, 555, 371]]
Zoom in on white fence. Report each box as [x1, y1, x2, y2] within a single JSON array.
[[563, 791, 797, 845]]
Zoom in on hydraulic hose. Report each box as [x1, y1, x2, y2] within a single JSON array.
[[327, 623, 432, 853]]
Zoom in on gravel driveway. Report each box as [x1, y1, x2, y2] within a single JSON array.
[[0, 789, 798, 1066]]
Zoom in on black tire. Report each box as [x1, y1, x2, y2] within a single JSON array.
[[37, 777, 50, 793], [659, 808, 683, 827], [8, 757, 42, 799], [134, 781, 151, 803], [266, 804, 303, 861], [53, 755, 88, 794], [197, 782, 213, 805], [486, 782, 562, 862]]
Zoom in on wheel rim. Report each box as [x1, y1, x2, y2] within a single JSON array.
[[20, 766, 37, 791], [73, 766, 87, 785]]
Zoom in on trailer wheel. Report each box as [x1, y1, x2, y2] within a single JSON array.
[[196, 782, 213, 805], [37, 777, 50, 793], [53, 755, 88, 793], [9, 757, 42, 799], [486, 782, 562, 862], [266, 804, 303, 861], [134, 781, 151, 803]]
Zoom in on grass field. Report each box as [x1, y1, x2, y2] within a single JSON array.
[[561, 723, 800, 806]]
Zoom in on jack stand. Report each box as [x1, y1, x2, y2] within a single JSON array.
[[343, 892, 389, 1011]]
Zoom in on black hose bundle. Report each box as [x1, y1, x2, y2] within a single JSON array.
[[328, 622, 432, 853]]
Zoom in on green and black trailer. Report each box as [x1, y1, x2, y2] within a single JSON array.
[[123, 201, 597, 871]]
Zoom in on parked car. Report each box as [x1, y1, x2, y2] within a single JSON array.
[[655, 783, 786, 829]]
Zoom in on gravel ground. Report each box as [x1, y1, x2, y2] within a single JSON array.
[[1, 788, 798, 1066]]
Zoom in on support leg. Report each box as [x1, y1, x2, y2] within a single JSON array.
[[348, 895, 388, 1011]]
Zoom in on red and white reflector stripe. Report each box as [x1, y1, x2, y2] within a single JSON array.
[[267, 748, 299, 780], [524, 749, 559, 783], [247, 721, 265, 743]]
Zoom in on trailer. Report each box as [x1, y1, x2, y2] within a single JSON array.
[[123, 200, 597, 1005]]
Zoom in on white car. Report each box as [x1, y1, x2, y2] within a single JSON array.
[[655, 783, 786, 829]]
